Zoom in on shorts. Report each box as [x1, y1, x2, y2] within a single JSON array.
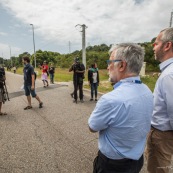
[[42, 73, 48, 80], [24, 85, 36, 97]]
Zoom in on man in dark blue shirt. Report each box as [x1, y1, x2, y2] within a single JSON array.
[[23, 56, 43, 110]]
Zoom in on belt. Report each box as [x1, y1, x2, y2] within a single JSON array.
[[151, 126, 173, 132], [98, 151, 133, 163]]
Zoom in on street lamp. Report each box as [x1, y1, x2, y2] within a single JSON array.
[[9, 45, 12, 66], [170, 10, 173, 27], [30, 24, 36, 69]]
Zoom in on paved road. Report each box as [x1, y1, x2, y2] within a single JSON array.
[[0, 72, 149, 173]]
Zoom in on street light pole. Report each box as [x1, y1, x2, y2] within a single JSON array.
[[9, 45, 12, 66], [170, 10, 173, 27], [30, 24, 36, 69]]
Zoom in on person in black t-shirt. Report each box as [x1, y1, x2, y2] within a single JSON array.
[[23, 56, 43, 110]]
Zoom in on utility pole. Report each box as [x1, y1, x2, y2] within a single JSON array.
[[30, 24, 36, 69], [2, 53, 4, 65], [75, 24, 87, 68], [170, 10, 173, 27], [9, 45, 12, 66], [69, 41, 71, 54]]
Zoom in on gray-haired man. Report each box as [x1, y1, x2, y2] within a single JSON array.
[[88, 43, 153, 173]]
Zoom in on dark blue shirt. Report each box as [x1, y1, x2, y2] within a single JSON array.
[[23, 64, 34, 86]]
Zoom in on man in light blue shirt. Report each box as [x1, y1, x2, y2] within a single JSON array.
[[88, 43, 153, 173], [146, 28, 173, 173]]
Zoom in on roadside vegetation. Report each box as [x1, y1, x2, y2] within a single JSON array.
[[3, 40, 159, 93], [10, 67, 158, 93]]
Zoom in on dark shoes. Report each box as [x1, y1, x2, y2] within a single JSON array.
[[73, 99, 77, 104], [90, 98, 93, 101], [95, 99, 98, 101], [39, 102, 43, 108], [70, 93, 74, 98], [24, 106, 32, 110]]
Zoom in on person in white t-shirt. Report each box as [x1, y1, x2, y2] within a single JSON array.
[[88, 64, 99, 101]]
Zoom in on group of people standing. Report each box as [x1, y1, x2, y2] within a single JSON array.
[[69, 57, 100, 103]]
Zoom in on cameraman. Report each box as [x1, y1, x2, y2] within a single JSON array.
[[69, 57, 85, 103], [0, 67, 7, 115]]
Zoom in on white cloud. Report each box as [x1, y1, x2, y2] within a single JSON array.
[[0, 0, 173, 57], [0, 43, 21, 59], [0, 32, 7, 36]]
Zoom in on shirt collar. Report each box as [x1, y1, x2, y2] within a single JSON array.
[[159, 58, 173, 72], [113, 76, 141, 89]]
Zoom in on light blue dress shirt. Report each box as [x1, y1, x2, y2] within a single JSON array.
[[88, 76, 153, 160], [152, 58, 173, 131]]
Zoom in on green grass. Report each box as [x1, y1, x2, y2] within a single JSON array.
[[13, 67, 157, 93]]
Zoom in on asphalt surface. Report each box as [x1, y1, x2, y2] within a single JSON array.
[[0, 72, 152, 173]]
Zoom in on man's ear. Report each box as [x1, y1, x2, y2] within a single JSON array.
[[164, 42, 172, 52], [119, 61, 126, 71]]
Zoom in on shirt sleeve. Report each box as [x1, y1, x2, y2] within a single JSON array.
[[161, 74, 173, 128], [81, 64, 85, 71], [88, 95, 123, 132], [30, 66, 35, 75]]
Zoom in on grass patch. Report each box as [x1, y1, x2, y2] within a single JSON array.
[[13, 67, 157, 93]]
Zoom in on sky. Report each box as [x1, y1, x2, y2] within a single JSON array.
[[0, 0, 172, 59]]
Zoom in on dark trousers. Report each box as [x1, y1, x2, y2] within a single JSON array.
[[74, 80, 83, 100], [93, 151, 144, 173], [49, 73, 54, 83], [91, 83, 98, 99]]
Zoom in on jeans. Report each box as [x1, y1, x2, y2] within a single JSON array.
[[93, 151, 143, 173], [49, 73, 54, 83], [91, 83, 98, 99]]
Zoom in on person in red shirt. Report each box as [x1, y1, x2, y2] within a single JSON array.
[[40, 61, 49, 87]]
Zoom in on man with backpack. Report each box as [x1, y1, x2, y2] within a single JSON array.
[[23, 56, 43, 110]]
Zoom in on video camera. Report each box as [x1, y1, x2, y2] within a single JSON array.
[[0, 67, 5, 79], [0, 67, 10, 102]]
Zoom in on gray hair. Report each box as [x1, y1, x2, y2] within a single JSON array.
[[160, 28, 173, 48], [109, 43, 145, 74]]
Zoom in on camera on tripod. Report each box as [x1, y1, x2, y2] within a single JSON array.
[[0, 67, 10, 103]]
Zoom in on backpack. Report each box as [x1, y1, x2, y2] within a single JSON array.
[[34, 71, 37, 80]]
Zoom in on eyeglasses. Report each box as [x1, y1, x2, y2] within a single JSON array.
[[106, 59, 122, 66]]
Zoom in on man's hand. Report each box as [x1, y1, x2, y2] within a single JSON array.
[[31, 85, 35, 90]]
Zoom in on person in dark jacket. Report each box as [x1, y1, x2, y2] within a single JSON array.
[[88, 63, 99, 101], [69, 57, 85, 103]]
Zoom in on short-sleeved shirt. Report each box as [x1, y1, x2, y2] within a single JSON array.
[[88, 76, 153, 160], [23, 64, 34, 86], [42, 65, 49, 73]]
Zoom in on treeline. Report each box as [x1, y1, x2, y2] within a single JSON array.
[[2, 40, 159, 72]]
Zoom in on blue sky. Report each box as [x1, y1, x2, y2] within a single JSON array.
[[0, 0, 172, 59]]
